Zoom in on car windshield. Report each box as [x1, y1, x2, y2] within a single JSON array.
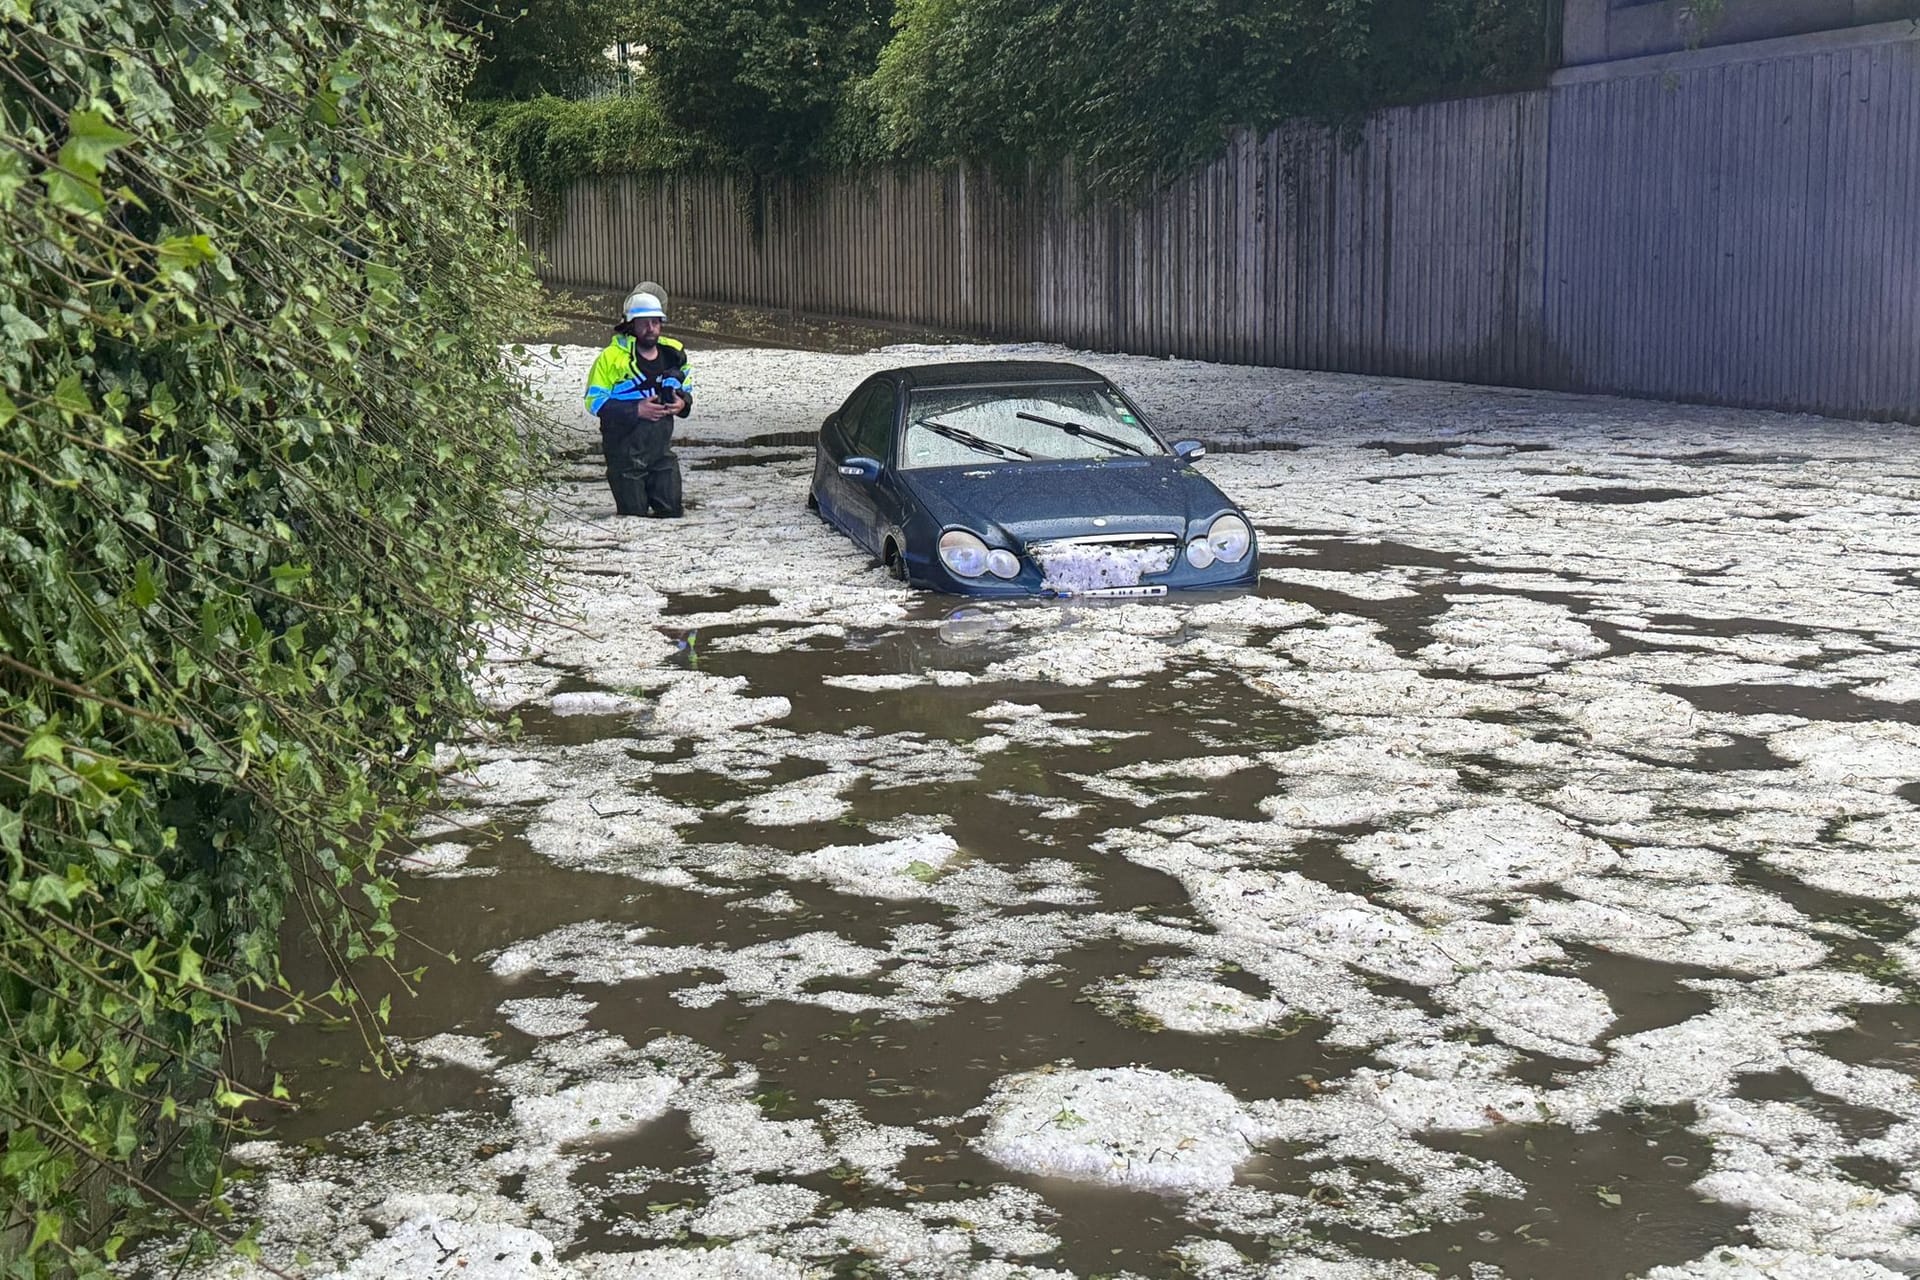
[[900, 383, 1165, 469]]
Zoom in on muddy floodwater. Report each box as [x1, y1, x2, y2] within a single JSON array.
[[135, 338, 1920, 1280]]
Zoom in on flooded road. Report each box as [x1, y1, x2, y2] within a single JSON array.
[[141, 341, 1920, 1280]]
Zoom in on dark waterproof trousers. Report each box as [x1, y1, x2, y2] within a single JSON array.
[[598, 400, 683, 518]]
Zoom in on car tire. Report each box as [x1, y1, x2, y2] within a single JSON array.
[[885, 541, 908, 582], [805, 487, 819, 513]]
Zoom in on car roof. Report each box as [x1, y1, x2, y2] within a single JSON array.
[[883, 360, 1111, 391]]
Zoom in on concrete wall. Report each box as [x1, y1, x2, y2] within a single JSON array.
[[1562, 0, 1920, 65], [534, 20, 1920, 423]]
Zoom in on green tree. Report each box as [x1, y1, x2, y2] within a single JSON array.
[[644, 0, 894, 173], [1, 0, 543, 1271], [454, 0, 625, 99], [864, 0, 1550, 192]]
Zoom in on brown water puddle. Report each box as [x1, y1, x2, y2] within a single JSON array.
[[228, 445, 1920, 1278]]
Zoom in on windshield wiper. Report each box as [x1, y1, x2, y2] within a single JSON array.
[[1015, 411, 1146, 456], [917, 418, 1034, 460]]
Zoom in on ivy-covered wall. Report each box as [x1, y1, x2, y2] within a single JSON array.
[[0, 0, 544, 1273]]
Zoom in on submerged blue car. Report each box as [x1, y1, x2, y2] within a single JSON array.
[[808, 361, 1257, 597]]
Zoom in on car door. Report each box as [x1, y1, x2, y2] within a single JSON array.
[[817, 378, 893, 551], [840, 378, 900, 552]]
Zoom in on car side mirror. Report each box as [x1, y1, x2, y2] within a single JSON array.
[[1173, 440, 1207, 460], [837, 456, 881, 482]]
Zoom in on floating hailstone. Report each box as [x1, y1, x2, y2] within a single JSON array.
[[1341, 801, 1618, 898], [1113, 976, 1293, 1035], [788, 832, 960, 899], [646, 673, 791, 738], [1770, 722, 1920, 784], [549, 690, 645, 717], [821, 672, 929, 691], [1438, 970, 1614, 1062], [732, 770, 856, 826], [510, 1075, 678, 1150], [975, 1066, 1279, 1193], [1641, 1246, 1906, 1279], [576, 1245, 811, 1279], [320, 1216, 565, 1280], [499, 994, 594, 1038], [404, 1033, 500, 1073]]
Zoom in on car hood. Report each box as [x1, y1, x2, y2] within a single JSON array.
[[902, 458, 1235, 544]]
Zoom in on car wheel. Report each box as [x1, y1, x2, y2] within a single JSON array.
[[885, 541, 907, 582], [805, 486, 819, 513]]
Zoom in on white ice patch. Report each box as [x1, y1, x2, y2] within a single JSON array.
[[576, 1246, 811, 1279], [1102, 976, 1296, 1035], [727, 769, 858, 826], [786, 832, 961, 900], [510, 1075, 678, 1151], [1438, 970, 1615, 1062], [405, 1034, 501, 1073], [821, 672, 930, 691], [1260, 566, 1426, 599], [975, 1066, 1278, 1192], [1641, 1248, 1905, 1279], [499, 994, 595, 1038], [549, 690, 646, 717], [647, 673, 793, 738], [1417, 593, 1608, 674], [1771, 722, 1920, 787], [320, 1216, 564, 1280], [1342, 801, 1619, 898], [687, 1183, 824, 1238]]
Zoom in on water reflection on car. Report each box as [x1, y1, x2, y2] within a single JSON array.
[[808, 360, 1257, 597]]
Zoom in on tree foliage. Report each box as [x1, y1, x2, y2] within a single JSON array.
[[0, 0, 544, 1272], [463, 91, 704, 222], [643, 0, 894, 173], [865, 0, 1553, 192], [470, 0, 1553, 191], [453, 0, 625, 100]]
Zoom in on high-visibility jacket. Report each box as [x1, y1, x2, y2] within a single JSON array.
[[584, 334, 692, 416]]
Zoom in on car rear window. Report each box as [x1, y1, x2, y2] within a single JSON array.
[[901, 383, 1165, 469]]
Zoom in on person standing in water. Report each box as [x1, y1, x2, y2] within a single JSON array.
[[583, 292, 693, 517]]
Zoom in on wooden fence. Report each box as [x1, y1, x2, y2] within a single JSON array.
[[535, 21, 1920, 423]]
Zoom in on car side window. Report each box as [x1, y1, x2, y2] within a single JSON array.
[[830, 386, 873, 459], [853, 382, 896, 462]]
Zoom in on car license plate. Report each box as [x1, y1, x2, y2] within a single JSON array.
[[1074, 585, 1168, 599]]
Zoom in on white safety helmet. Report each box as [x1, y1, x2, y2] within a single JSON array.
[[623, 291, 666, 321]]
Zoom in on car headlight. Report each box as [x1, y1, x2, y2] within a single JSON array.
[[986, 548, 1021, 579], [1185, 538, 1215, 569], [1206, 514, 1252, 563], [939, 529, 991, 578]]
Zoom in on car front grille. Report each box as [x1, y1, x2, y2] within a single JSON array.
[[1026, 535, 1179, 592]]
